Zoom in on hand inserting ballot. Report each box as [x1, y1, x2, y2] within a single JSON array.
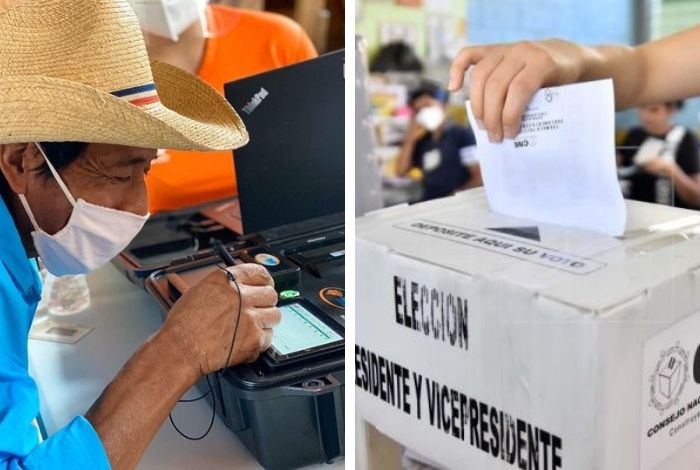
[[160, 263, 281, 376], [449, 40, 590, 142]]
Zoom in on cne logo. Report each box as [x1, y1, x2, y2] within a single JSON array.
[[649, 342, 689, 414], [545, 89, 554, 103], [242, 87, 269, 115]]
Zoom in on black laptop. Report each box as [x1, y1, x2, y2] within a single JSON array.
[[223, 49, 345, 236], [117, 50, 345, 284]]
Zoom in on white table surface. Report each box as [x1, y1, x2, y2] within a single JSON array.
[[28, 263, 344, 470]]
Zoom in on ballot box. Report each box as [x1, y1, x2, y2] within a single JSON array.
[[356, 187, 700, 470]]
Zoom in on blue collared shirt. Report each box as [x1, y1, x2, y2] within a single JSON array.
[[0, 196, 110, 469], [411, 122, 477, 201]]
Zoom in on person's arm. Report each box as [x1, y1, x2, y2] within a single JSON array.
[[396, 122, 426, 177], [617, 128, 643, 168], [670, 170, 700, 207], [86, 264, 279, 470], [272, 13, 317, 63], [449, 26, 700, 142], [84, 330, 198, 470], [457, 129, 481, 189], [292, 21, 318, 60], [644, 161, 700, 206], [645, 133, 700, 207], [462, 162, 482, 189]]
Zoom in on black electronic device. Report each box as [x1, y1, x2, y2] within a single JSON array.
[[224, 49, 344, 234], [114, 200, 244, 284], [115, 50, 345, 284], [265, 299, 344, 363], [146, 247, 344, 470], [119, 50, 346, 470], [239, 246, 301, 288]]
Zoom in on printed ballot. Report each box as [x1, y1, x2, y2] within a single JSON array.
[[466, 79, 626, 236]]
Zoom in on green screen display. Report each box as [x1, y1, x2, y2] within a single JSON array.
[[272, 303, 342, 355]]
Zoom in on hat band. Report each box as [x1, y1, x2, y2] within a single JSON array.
[[111, 83, 160, 107]]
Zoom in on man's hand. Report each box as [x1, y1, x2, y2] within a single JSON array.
[[643, 158, 700, 207], [449, 40, 587, 143], [86, 263, 280, 470], [644, 157, 677, 178], [406, 120, 428, 143], [449, 26, 700, 145], [396, 120, 428, 177], [161, 264, 281, 377]]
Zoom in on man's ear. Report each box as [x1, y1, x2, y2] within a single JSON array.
[[0, 143, 43, 194]]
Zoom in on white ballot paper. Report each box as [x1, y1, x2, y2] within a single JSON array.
[[466, 79, 626, 236]]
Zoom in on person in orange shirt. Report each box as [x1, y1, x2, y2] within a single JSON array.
[[128, 0, 317, 214]]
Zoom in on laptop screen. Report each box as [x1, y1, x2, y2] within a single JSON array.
[[224, 50, 345, 234]]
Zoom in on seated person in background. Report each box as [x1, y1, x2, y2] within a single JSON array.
[[396, 83, 482, 201], [128, 0, 317, 213], [618, 101, 700, 209]]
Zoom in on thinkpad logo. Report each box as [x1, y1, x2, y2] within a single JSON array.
[[649, 342, 689, 414], [242, 87, 269, 115]]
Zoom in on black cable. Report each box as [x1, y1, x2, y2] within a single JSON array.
[[175, 265, 239, 403], [171, 238, 237, 416], [169, 264, 242, 440], [169, 375, 216, 441]]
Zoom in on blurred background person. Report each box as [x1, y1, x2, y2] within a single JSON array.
[[355, 1, 481, 208], [618, 101, 700, 209], [395, 82, 480, 201], [369, 41, 424, 73], [127, 0, 319, 213]]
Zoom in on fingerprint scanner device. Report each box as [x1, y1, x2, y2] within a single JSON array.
[[143, 50, 346, 470], [239, 247, 301, 289], [147, 257, 344, 470]]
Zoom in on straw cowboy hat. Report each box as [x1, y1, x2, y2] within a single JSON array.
[[0, 0, 248, 150]]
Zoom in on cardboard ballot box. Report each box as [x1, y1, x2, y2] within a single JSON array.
[[356, 188, 700, 470]]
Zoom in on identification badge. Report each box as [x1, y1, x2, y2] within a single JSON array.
[[423, 148, 441, 172]]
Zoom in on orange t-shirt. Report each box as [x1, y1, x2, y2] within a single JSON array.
[[146, 5, 317, 213]]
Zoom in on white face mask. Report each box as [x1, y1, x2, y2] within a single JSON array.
[[17, 144, 150, 277], [415, 106, 446, 132], [127, 0, 208, 41]]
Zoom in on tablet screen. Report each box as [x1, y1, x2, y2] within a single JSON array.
[[271, 302, 342, 355]]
